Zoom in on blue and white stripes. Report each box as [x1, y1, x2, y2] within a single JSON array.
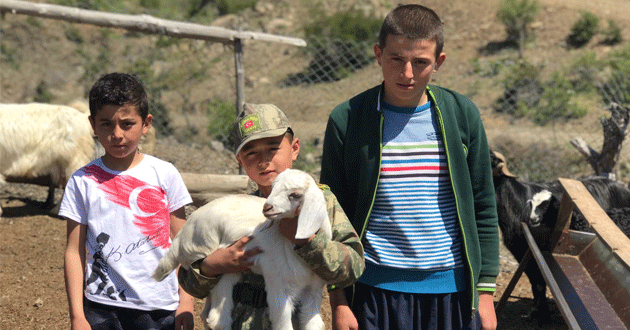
[[364, 103, 463, 271]]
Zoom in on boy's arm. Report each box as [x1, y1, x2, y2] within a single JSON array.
[[294, 190, 365, 290], [177, 236, 260, 298], [170, 207, 194, 330], [465, 102, 500, 291], [64, 220, 90, 330]]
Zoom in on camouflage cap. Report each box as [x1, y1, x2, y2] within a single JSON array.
[[233, 103, 292, 155]]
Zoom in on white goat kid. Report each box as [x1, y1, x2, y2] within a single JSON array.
[[153, 169, 332, 330]]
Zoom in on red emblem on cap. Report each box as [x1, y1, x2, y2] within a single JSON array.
[[244, 120, 253, 128]]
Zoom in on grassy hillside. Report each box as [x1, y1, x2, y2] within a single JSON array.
[[1, 0, 629, 182]]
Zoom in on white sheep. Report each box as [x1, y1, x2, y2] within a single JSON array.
[[152, 169, 332, 330], [0, 102, 156, 216], [0, 103, 97, 216]]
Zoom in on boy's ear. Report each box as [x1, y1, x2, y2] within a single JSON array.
[[433, 52, 446, 72], [291, 137, 300, 162], [142, 114, 153, 134], [374, 45, 383, 66]]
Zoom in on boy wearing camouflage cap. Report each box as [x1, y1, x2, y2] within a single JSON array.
[[178, 103, 365, 329]]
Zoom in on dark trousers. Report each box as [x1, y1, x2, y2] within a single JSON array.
[[83, 298, 175, 330], [352, 282, 481, 330]]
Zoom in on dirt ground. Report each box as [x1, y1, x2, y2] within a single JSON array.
[[0, 138, 572, 330]]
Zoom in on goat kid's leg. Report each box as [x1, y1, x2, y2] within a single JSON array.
[[265, 279, 295, 330], [297, 285, 325, 330], [525, 265, 550, 322], [206, 273, 241, 330], [200, 299, 213, 330]]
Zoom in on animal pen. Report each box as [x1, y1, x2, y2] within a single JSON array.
[[0, 0, 306, 192], [497, 178, 630, 329]]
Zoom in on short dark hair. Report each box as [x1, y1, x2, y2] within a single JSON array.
[[88, 73, 149, 120], [378, 4, 444, 58]]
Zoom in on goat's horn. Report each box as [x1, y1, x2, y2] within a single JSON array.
[[492, 151, 517, 178]]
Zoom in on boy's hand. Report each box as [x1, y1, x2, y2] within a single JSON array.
[[70, 316, 92, 330], [174, 291, 194, 330], [478, 291, 497, 330], [199, 236, 262, 277], [329, 290, 358, 330], [278, 215, 316, 247]]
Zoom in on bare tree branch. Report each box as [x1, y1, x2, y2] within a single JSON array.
[[571, 103, 629, 178]]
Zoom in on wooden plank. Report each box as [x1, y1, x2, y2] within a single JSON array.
[[0, 0, 307, 46], [550, 189, 575, 251], [181, 173, 249, 194], [558, 178, 630, 270]]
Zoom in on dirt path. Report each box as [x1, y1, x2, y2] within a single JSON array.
[[1, 190, 568, 330]]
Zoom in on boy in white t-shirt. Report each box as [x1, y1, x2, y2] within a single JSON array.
[[61, 73, 194, 330]]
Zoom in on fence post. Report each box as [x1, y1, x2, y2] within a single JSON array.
[[234, 37, 245, 174]]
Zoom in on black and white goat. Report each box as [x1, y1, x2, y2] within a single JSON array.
[[491, 151, 630, 319]]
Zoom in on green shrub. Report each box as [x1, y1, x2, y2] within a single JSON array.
[[140, 0, 161, 10], [1, 43, 19, 69], [34, 81, 54, 103], [567, 12, 599, 48], [206, 99, 237, 146], [284, 10, 381, 85], [494, 60, 543, 117], [304, 10, 381, 44], [469, 58, 512, 78], [26, 16, 41, 27], [496, 0, 540, 56], [65, 26, 84, 44], [600, 45, 630, 106], [602, 19, 622, 45], [494, 61, 587, 125], [534, 72, 587, 125], [216, 0, 257, 15], [567, 51, 601, 93]]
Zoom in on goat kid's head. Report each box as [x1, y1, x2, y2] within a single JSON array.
[[525, 190, 553, 227], [263, 169, 329, 240]]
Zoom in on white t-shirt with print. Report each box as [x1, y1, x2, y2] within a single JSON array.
[[59, 155, 192, 311]]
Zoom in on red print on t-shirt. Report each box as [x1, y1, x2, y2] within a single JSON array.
[[82, 164, 171, 248]]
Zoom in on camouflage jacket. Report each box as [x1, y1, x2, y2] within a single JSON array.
[[177, 185, 365, 330]]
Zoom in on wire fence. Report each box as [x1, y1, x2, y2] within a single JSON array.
[[0, 6, 628, 183]]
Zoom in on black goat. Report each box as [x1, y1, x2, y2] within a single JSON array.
[[490, 151, 630, 320]]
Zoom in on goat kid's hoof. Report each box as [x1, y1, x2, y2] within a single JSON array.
[[206, 311, 231, 330], [304, 316, 325, 330]]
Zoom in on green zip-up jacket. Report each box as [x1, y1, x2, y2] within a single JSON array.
[[320, 84, 500, 316]]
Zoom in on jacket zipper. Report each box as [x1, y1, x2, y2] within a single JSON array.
[[428, 87, 478, 317], [359, 110, 384, 240]]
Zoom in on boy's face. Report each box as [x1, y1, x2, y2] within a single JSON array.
[[236, 133, 300, 196], [89, 104, 152, 169], [375, 35, 446, 108]]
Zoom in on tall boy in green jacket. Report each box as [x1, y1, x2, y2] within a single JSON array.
[[320, 4, 499, 330]]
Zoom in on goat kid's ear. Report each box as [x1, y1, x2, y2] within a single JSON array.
[[294, 183, 328, 240]]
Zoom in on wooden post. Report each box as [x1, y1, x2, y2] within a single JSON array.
[[234, 38, 245, 174]]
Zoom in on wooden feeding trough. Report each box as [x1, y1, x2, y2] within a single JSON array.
[[497, 178, 630, 329]]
